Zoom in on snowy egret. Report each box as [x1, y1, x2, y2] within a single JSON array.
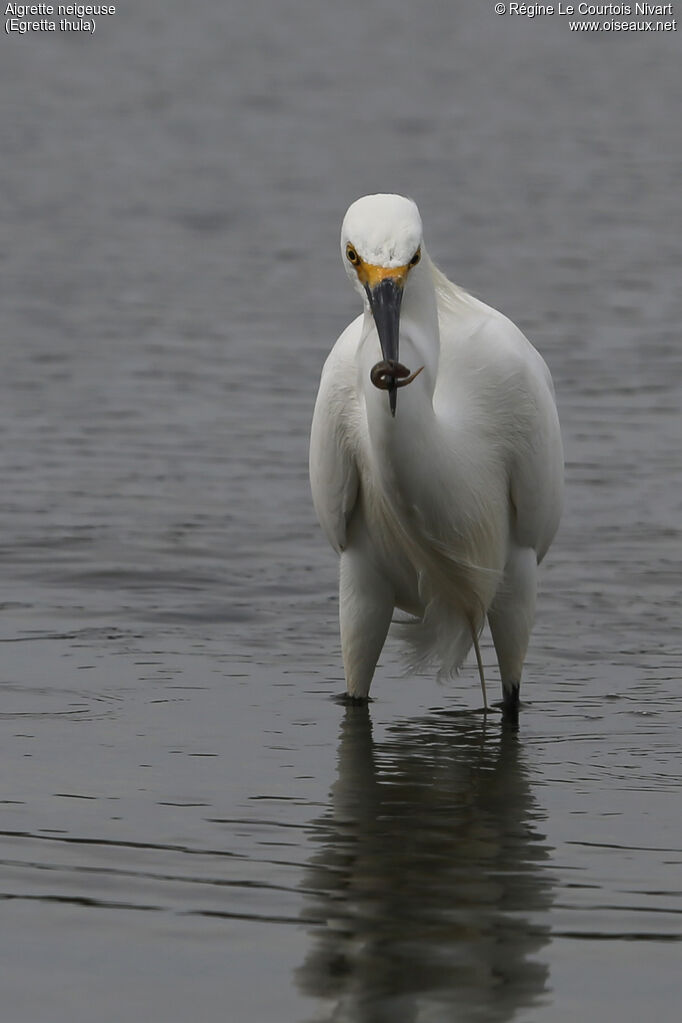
[[309, 194, 563, 719]]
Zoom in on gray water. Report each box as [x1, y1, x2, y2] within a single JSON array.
[[1, 2, 680, 1020]]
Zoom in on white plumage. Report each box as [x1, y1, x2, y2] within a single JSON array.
[[310, 194, 563, 718]]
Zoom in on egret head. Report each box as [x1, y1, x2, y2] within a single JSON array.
[[341, 194, 424, 416]]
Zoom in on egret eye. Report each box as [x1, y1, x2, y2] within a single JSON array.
[[346, 246, 361, 266], [409, 248, 421, 267]]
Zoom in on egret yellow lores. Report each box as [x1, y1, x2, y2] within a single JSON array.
[[309, 194, 563, 719]]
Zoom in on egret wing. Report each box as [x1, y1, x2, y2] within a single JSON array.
[[436, 284, 563, 563], [309, 329, 360, 554], [508, 369, 564, 561], [498, 327, 564, 561]]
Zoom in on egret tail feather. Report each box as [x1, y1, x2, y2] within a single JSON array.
[[394, 597, 475, 681]]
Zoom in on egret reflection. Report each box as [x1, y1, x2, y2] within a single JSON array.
[[297, 708, 554, 1022]]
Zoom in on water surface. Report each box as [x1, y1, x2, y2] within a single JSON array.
[[0, 3, 680, 1020]]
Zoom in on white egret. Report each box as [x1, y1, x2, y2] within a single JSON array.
[[309, 194, 563, 719]]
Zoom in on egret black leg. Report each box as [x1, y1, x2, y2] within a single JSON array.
[[501, 683, 520, 723], [487, 547, 535, 725]]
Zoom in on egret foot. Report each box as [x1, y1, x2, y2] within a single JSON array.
[[501, 684, 520, 723], [333, 692, 372, 707]]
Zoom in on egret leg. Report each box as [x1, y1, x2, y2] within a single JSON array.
[[487, 546, 537, 721], [471, 627, 488, 712], [339, 547, 394, 700]]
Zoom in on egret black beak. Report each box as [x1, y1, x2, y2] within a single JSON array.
[[366, 277, 403, 416]]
